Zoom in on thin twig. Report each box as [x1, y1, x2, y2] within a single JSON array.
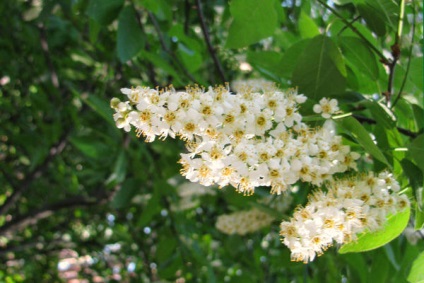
[[337, 16, 361, 36], [317, 0, 389, 64], [195, 0, 227, 83], [0, 133, 68, 216]]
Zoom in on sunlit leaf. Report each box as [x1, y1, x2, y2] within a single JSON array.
[[339, 206, 410, 253], [407, 251, 424, 283], [298, 11, 320, 38], [226, 0, 278, 48]]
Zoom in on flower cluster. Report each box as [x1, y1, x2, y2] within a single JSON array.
[[279, 172, 409, 263], [111, 83, 359, 195], [216, 208, 275, 236]]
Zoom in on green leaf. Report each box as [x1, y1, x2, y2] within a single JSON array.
[[136, 180, 171, 227], [279, 39, 310, 77], [394, 57, 423, 97], [412, 104, 424, 131], [292, 35, 347, 100], [362, 100, 396, 129], [111, 178, 140, 209], [87, 0, 124, 25], [339, 36, 379, 80], [83, 95, 116, 127], [106, 149, 127, 186], [88, 18, 100, 43], [407, 251, 424, 283], [356, 0, 398, 36], [329, 18, 379, 47], [226, 0, 278, 48], [333, 0, 353, 4], [415, 204, 424, 230], [140, 0, 172, 21], [401, 159, 423, 196], [168, 24, 203, 73], [336, 116, 390, 166], [140, 50, 185, 86], [368, 250, 390, 283], [156, 233, 178, 262], [298, 11, 320, 38], [70, 136, 108, 159], [247, 51, 284, 77], [117, 6, 145, 62], [339, 253, 368, 283], [408, 135, 424, 173], [339, 206, 410, 253]]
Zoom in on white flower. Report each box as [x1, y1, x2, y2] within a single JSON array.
[[313, 98, 339, 119]]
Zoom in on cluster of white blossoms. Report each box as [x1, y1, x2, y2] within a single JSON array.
[[279, 171, 409, 263], [216, 208, 275, 236], [111, 83, 359, 195], [216, 195, 293, 235], [111, 80, 409, 263]]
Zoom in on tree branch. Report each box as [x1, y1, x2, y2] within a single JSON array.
[[0, 133, 68, 216], [195, 0, 227, 83], [0, 187, 114, 237]]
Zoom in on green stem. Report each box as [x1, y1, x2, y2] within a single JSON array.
[[317, 0, 389, 64], [384, 0, 406, 106], [391, 0, 414, 109], [396, 0, 406, 45]]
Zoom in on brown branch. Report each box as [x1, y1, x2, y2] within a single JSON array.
[[195, 0, 227, 83], [0, 187, 115, 237], [0, 133, 68, 216]]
